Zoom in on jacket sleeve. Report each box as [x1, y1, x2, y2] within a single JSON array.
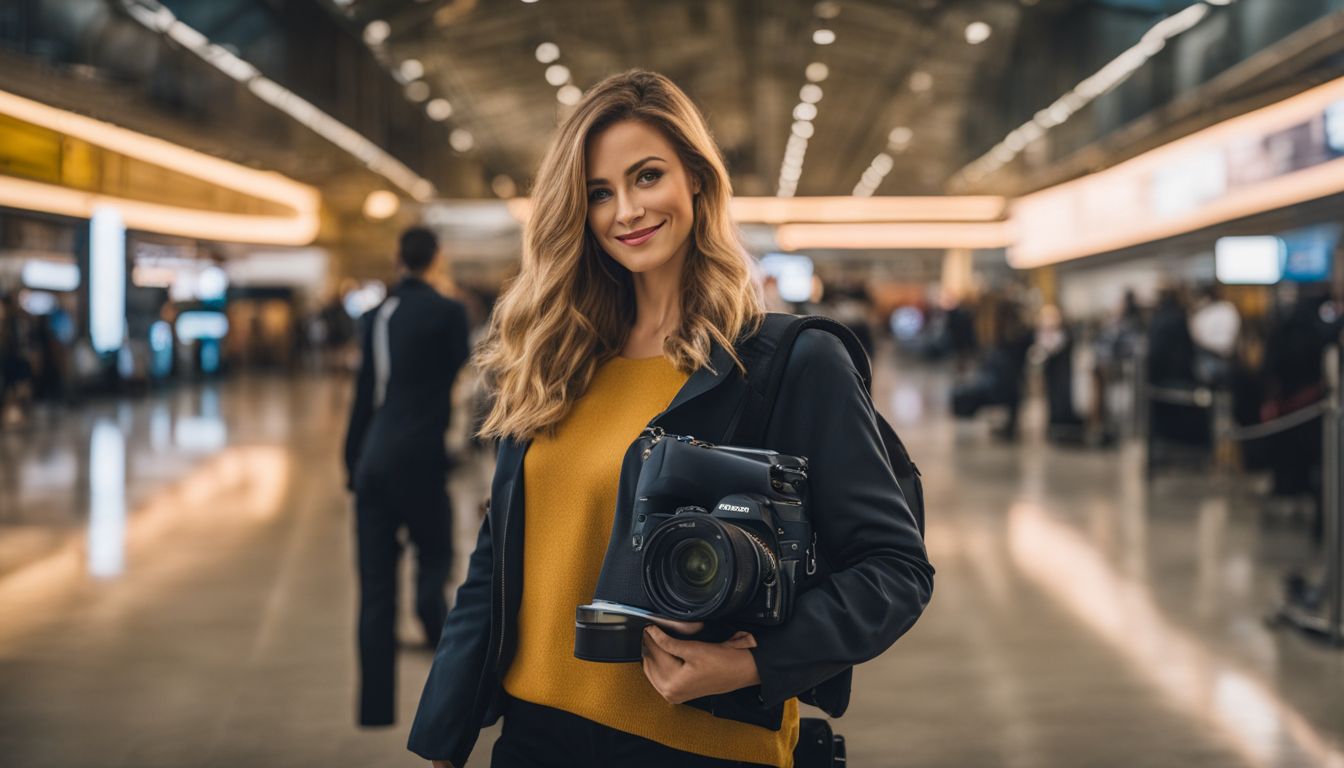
[[342, 311, 376, 490], [444, 299, 472, 376], [748, 329, 934, 707], [407, 513, 496, 763]]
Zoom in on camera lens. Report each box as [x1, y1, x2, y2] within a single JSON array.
[[642, 515, 776, 621], [671, 539, 720, 593]]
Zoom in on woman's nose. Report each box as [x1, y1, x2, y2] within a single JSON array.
[[615, 192, 644, 228]]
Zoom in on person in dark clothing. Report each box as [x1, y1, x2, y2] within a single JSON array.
[[1146, 289, 1208, 445], [1032, 305, 1083, 440], [344, 227, 472, 727], [1261, 291, 1334, 539]]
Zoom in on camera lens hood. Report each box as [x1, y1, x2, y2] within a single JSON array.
[[574, 601, 655, 663]]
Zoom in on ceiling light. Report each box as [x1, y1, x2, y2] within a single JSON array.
[[814, 1, 841, 19], [491, 175, 517, 199], [535, 42, 560, 63], [426, 98, 453, 121], [872, 154, 894, 174], [793, 102, 818, 121], [888, 126, 913, 147], [791, 121, 815, 139], [799, 84, 823, 104], [450, 129, 475, 152], [813, 29, 836, 45], [522, 0, 540, 4], [545, 64, 571, 86], [363, 20, 390, 46], [805, 62, 829, 82], [399, 59, 424, 81], [363, 190, 399, 220], [909, 71, 933, 92], [405, 81, 430, 102], [557, 84, 583, 105], [965, 21, 992, 45]]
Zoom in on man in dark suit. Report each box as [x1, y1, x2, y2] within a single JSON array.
[[343, 227, 471, 727]]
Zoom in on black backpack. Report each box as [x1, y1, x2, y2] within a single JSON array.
[[730, 313, 925, 536]]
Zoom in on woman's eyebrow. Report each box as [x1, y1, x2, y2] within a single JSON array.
[[586, 155, 666, 186]]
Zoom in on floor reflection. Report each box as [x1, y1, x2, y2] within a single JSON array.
[[1009, 501, 1344, 767]]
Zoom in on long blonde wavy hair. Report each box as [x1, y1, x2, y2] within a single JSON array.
[[476, 70, 763, 441]]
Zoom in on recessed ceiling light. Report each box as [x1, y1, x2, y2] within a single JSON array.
[[557, 84, 583, 105], [535, 42, 560, 63], [814, 1, 841, 19], [965, 21, 991, 45], [792, 102, 818, 121], [791, 121, 815, 139], [545, 64, 571, 86], [363, 190, 399, 220], [450, 129, 474, 152], [813, 29, 836, 45], [405, 81, 430, 102], [805, 62, 829, 82], [363, 20, 390, 46], [799, 84, 823, 104], [909, 71, 933, 92], [426, 98, 453, 121], [399, 59, 424, 81], [888, 126, 913, 149], [491, 175, 517, 199]]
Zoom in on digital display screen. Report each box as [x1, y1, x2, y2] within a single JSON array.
[[1215, 237, 1284, 285], [759, 253, 815, 303]]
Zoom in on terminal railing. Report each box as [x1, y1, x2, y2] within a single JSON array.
[[1134, 341, 1344, 647]]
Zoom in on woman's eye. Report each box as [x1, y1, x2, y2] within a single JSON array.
[[637, 169, 663, 184], [588, 188, 611, 203]]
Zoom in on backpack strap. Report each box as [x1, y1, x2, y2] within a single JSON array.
[[730, 313, 872, 446], [730, 312, 922, 524]]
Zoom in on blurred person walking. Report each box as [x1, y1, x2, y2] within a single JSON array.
[[344, 227, 472, 727], [1189, 284, 1241, 387]]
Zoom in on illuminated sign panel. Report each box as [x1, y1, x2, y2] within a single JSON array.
[[1011, 77, 1344, 268], [21, 259, 80, 291], [1215, 237, 1284, 285], [89, 207, 126, 353]]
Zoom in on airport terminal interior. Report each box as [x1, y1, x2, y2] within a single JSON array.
[[2, 0, 1344, 766]]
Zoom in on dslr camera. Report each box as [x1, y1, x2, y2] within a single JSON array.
[[575, 428, 814, 663]]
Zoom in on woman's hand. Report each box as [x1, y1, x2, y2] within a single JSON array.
[[640, 625, 761, 704]]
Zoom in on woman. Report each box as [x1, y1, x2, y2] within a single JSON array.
[[407, 70, 932, 768]]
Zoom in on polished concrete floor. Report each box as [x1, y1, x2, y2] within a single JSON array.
[[0, 359, 1342, 768]]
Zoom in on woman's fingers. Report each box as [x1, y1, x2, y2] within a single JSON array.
[[647, 616, 704, 636], [723, 631, 757, 649]]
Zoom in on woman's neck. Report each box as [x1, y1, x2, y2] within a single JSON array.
[[623, 248, 686, 358]]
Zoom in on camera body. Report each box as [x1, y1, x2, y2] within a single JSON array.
[[575, 430, 813, 662]]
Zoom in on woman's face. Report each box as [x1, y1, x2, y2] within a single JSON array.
[[585, 119, 699, 276]]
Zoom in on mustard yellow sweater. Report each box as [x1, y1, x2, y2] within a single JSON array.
[[502, 354, 798, 767]]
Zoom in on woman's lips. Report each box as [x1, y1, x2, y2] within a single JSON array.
[[615, 221, 664, 246]]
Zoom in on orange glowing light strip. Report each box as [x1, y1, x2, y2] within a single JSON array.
[[0, 88, 320, 245], [730, 196, 1007, 223], [1010, 75, 1344, 269], [0, 174, 319, 246], [774, 221, 1014, 251]]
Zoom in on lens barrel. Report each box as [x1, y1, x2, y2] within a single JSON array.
[[642, 515, 775, 621]]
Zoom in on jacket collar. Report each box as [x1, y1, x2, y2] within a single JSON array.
[[659, 337, 738, 418]]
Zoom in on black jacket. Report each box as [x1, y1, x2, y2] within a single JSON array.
[[344, 277, 471, 492], [407, 328, 934, 765]]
